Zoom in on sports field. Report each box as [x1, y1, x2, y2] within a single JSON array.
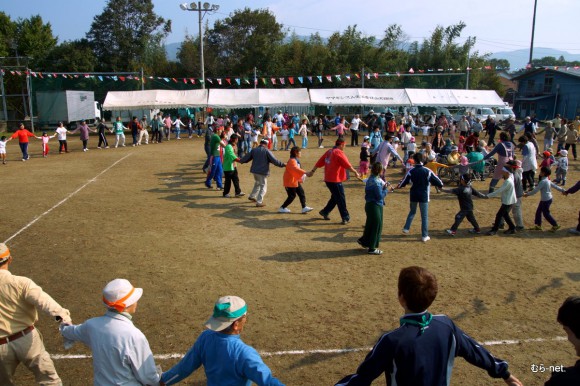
[[2, 133, 578, 385]]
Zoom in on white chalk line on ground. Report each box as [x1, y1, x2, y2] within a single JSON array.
[[50, 336, 567, 360], [3, 153, 133, 244]]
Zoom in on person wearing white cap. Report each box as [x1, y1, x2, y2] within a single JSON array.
[[60, 279, 160, 386], [0, 243, 72, 385], [161, 296, 284, 386]]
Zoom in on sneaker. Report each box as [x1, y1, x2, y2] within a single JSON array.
[[550, 225, 561, 232], [256, 203, 266, 207], [278, 207, 291, 213], [568, 228, 580, 235], [529, 225, 542, 231], [445, 229, 456, 236], [235, 192, 246, 197], [318, 210, 330, 220], [301, 206, 313, 213], [341, 219, 350, 225], [97, 146, 102, 149], [503, 229, 516, 235], [468, 228, 481, 234], [402, 229, 410, 235], [216, 187, 223, 191], [486, 230, 497, 236], [248, 197, 257, 202], [223, 194, 231, 198], [318, 145, 324, 148], [357, 239, 368, 248], [515, 226, 525, 231], [83, 148, 88, 152], [368, 249, 383, 255], [421, 236, 431, 242]]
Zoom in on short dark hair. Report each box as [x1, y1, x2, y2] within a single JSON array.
[[335, 139, 345, 146], [413, 152, 423, 164], [371, 162, 383, 176], [540, 166, 551, 176], [289, 146, 300, 158], [557, 296, 580, 338], [398, 266, 438, 312], [499, 132, 509, 141]]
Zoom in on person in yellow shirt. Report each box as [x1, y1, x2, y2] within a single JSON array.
[[0, 243, 72, 385]]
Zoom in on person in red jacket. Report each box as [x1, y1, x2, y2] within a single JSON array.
[[9, 123, 36, 161], [278, 147, 313, 214], [310, 139, 361, 224]]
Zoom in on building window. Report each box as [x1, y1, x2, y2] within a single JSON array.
[[527, 79, 535, 92], [544, 75, 553, 93]]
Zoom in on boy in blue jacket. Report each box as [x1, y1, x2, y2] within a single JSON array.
[[335, 266, 523, 386]]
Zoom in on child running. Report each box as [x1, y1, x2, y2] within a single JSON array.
[[278, 147, 313, 214], [441, 174, 487, 235], [524, 166, 566, 232], [0, 136, 7, 164]]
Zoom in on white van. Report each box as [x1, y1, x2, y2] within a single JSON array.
[[493, 107, 515, 122], [453, 107, 496, 122]]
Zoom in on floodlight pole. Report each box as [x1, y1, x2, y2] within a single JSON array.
[[180, 2, 220, 90], [528, 0, 538, 67]]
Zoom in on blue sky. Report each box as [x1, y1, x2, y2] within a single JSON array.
[[3, 0, 579, 56]]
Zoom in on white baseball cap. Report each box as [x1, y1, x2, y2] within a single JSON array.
[[205, 295, 247, 331], [102, 279, 143, 311]]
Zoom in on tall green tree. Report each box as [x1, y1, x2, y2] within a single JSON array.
[[86, 0, 171, 71], [205, 8, 285, 76], [0, 12, 16, 57], [41, 39, 96, 72], [14, 15, 57, 68]]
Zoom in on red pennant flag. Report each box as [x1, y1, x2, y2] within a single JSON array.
[[408, 68, 414, 74], [119, 76, 126, 81], [38, 72, 44, 78], [271, 78, 276, 84], [355, 73, 360, 79], [217, 78, 222, 85], [374, 73, 378, 79], [289, 77, 294, 85], [172, 78, 177, 83], [419, 69, 424, 73], [190, 78, 196, 84], [326, 75, 332, 82], [484, 66, 492, 70], [226, 78, 231, 85], [183, 78, 187, 83]]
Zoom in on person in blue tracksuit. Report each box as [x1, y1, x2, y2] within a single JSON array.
[[335, 266, 523, 386]]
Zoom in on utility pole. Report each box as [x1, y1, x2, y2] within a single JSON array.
[[528, 0, 538, 67], [254, 67, 257, 89], [466, 37, 471, 90]]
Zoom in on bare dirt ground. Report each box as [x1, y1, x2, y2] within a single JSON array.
[[1, 132, 578, 385]]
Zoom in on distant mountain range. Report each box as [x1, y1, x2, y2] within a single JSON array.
[[165, 42, 579, 72], [489, 47, 580, 70]]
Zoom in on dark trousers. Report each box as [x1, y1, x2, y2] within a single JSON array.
[[351, 130, 359, 146], [450, 210, 480, 231], [98, 132, 108, 147], [535, 199, 557, 226], [82, 139, 88, 150], [152, 129, 162, 143], [321, 182, 349, 221], [492, 204, 515, 231], [522, 170, 535, 190], [224, 169, 241, 196], [282, 185, 306, 208], [565, 143, 577, 159], [19, 142, 29, 159], [359, 202, 383, 249], [132, 131, 138, 145], [488, 130, 496, 146], [58, 140, 68, 152]]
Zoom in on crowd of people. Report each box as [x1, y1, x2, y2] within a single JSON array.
[[1, 243, 578, 385]]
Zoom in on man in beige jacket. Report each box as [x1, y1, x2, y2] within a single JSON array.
[[0, 243, 72, 385]]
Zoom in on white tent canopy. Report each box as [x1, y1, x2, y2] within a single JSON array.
[[102, 89, 208, 110], [309, 88, 411, 106], [207, 88, 310, 108], [450, 89, 505, 107], [404, 88, 459, 107]]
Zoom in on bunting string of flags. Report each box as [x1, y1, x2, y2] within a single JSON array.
[[3, 65, 578, 86]]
